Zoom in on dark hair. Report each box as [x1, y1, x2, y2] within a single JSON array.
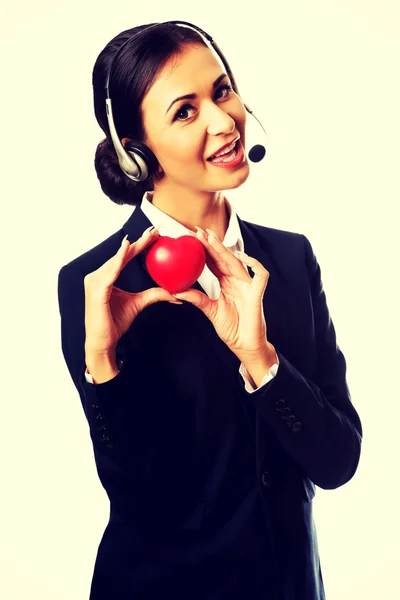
[[92, 23, 208, 206]]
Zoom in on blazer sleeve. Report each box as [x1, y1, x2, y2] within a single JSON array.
[[238, 234, 363, 490], [57, 263, 155, 479]]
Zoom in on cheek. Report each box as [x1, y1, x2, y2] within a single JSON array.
[[160, 133, 206, 167], [235, 104, 247, 132]]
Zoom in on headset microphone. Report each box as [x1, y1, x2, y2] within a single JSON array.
[[248, 145, 266, 163], [243, 103, 267, 163]]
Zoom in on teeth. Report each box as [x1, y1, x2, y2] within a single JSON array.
[[211, 140, 237, 159]]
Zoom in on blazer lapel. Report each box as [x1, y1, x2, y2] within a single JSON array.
[[236, 216, 290, 356]]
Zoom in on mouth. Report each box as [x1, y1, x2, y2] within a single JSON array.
[[206, 138, 244, 168], [207, 137, 240, 162]]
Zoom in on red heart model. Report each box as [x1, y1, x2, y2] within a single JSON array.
[[145, 235, 207, 294]]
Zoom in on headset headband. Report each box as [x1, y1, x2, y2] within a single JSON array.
[[104, 21, 242, 101]]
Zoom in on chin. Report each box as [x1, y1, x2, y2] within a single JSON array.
[[217, 163, 250, 191]]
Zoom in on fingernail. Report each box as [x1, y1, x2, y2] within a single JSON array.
[[119, 234, 128, 248], [205, 228, 217, 239], [168, 300, 183, 304], [144, 225, 158, 236]]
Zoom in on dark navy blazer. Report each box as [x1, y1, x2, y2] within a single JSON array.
[[58, 200, 362, 599]]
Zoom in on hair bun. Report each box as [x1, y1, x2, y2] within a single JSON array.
[[97, 137, 113, 153], [94, 137, 153, 206]]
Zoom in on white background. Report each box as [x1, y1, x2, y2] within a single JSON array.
[[1, 1, 399, 598]]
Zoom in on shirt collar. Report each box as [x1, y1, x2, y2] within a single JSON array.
[[140, 191, 244, 252]]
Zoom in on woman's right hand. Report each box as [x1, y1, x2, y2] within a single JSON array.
[[83, 225, 180, 358]]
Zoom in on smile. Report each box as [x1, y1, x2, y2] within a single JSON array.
[[206, 140, 244, 168]]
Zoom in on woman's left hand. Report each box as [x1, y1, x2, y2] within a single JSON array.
[[172, 226, 274, 363]]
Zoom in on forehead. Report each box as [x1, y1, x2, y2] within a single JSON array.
[[142, 44, 226, 113]]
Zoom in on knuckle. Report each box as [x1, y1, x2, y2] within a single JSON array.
[[83, 273, 93, 288], [84, 274, 102, 296], [128, 239, 141, 255]]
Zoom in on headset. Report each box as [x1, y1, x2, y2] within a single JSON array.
[[104, 20, 267, 183]]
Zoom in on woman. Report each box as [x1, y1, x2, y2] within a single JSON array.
[[58, 21, 363, 600]]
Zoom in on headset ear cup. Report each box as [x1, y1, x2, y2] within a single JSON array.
[[124, 141, 159, 179]]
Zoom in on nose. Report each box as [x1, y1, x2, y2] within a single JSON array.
[[205, 104, 235, 137]]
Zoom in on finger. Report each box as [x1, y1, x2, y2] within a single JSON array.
[[195, 227, 249, 280], [123, 225, 161, 266], [132, 286, 184, 313], [92, 226, 158, 291], [90, 234, 130, 291], [204, 252, 225, 279], [235, 251, 270, 294], [125, 225, 161, 258], [172, 288, 215, 320], [110, 286, 183, 326], [188, 229, 224, 278]]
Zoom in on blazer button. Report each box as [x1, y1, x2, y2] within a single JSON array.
[[281, 407, 291, 419], [91, 403, 100, 409], [275, 399, 285, 411], [286, 415, 296, 427], [292, 421, 302, 433], [261, 471, 271, 488]]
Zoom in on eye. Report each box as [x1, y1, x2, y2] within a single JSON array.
[[173, 104, 194, 121], [215, 83, 233, 99], [173, 83, 233, 122]]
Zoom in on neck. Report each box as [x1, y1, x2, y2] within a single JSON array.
[[150, 183, 230, 241]]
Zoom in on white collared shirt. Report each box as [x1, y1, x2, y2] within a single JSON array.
[[85, 191, 279, 392]]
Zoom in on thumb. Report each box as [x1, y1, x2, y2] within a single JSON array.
[[172, 288, 214, 318], [138, 287, 180, 310]]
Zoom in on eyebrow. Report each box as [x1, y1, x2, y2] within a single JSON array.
[[165, 73, 228, 115]]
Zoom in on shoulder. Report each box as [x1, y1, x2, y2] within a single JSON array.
[[239, 218, 319, 286], [240, 218, 311, 257]]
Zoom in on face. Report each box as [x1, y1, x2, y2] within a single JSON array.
[[140, 44, 250, 193]]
